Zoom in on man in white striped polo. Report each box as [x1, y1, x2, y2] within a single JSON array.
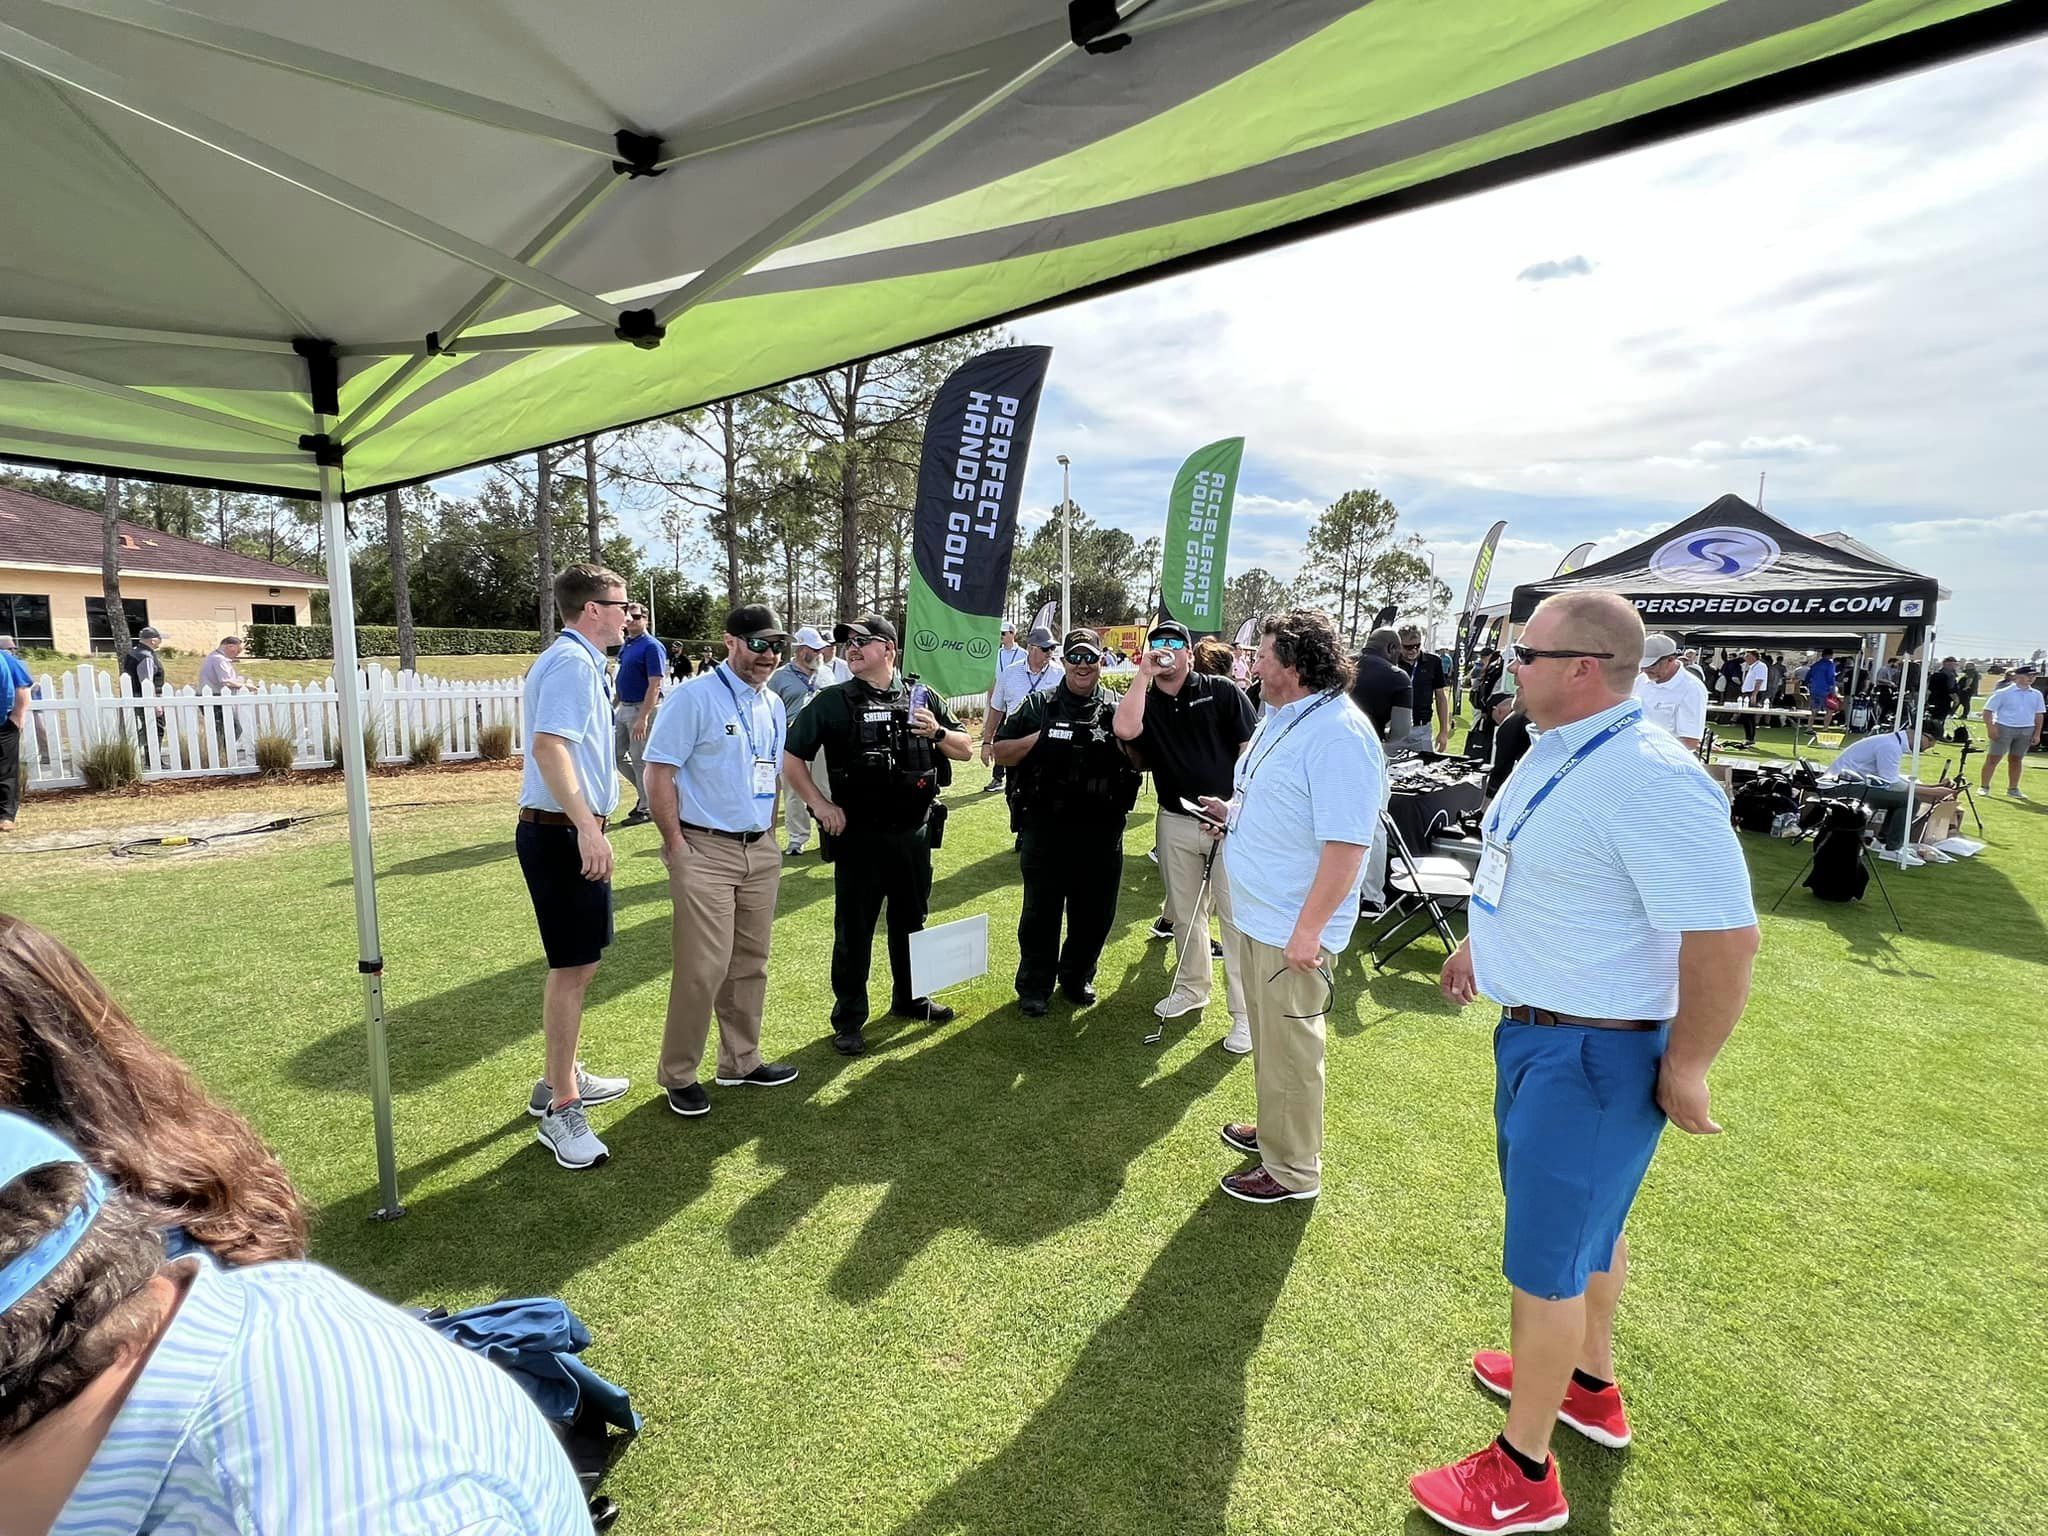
[[0, 1111, 588, 1534], [1411, 591, 1761, 1536]]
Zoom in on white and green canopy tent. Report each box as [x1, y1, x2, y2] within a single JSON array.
[[3, 0, 2038, 1213]]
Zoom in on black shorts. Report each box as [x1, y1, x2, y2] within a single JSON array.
[[516, 819, 614, 969]]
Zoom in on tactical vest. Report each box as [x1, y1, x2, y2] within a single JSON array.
[[828, 680, 942, 832], [1013, 685, 1140, 825]]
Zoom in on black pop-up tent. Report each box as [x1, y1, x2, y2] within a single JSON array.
[[4, 2, 2033, 1213]]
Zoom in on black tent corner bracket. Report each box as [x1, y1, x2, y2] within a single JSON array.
[[291, 336, 341, 417], [612, 129, 666, 178], [1069, 0, 1132, 53], [298, 432, 344, 467], [614, 308, 666, 349]]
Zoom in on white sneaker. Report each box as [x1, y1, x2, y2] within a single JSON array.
[[1879, 847, 1925, 868], [1154, 988, 1207, 1020], [536, 1101, 610, 1169], [2007, 788, 2027, 801], [528, 1063, 629, 1117], [1146, 847, 1159, 864], [1223, 1016, 1252, 1055]]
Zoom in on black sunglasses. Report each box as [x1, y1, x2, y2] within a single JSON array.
[[1063, 649, 1102, 666], [591, 599, 632, 609], [740, 635, 787, 654], [1265, 961, 1336, 1020], [1512, 644, 1614, 665]]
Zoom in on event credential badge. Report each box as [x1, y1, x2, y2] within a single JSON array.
[[1471, 838, 1509, 914]]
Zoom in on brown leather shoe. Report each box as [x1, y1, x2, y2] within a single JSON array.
[[1220, 1167, 1317, 1204], [1219, 1123, 1259, 1155]]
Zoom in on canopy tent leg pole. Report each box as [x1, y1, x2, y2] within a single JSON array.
[[318, 459, 403, 1219], [1897, 622, 1936, 861]]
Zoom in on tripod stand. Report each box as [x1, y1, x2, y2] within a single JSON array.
[[1770, 802, 1902, 933], [1936, 738, 1985, 835]]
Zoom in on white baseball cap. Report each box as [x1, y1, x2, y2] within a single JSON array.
[[1640, 634, 1680, 669], [792, 626, 828, 650]]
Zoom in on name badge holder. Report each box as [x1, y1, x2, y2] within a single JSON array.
[[1470, 709, 1637, 914], [718, 668, 783, 806]]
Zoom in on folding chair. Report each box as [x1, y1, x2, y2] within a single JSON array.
[[1366, 811, 1475, 970]]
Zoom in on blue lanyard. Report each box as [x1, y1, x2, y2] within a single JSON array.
[[716, 666, 780, 762], [1488, 708, 1637, 845], [1239, 690, 1337, 796]]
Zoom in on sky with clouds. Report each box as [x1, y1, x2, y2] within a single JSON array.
[[587, 34, 2048, 656]]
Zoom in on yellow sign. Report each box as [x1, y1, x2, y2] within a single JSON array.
[[1098, 624, 1148, 655]]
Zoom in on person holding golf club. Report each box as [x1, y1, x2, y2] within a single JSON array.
[[991, 629, 1141, 1015], [1113, 618, 1258, 1052], [1193, 609, 1383, 1204]]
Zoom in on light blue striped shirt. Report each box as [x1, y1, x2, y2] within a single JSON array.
[[56, 1259, 588, 1536], [1469, 699, 1757, 1019], [520, 628, 619, 818], [643, 662, 787, 833], [1223, 689, 1386, 954]]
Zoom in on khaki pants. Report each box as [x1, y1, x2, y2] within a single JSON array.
[[657, 827, 780, 1088], [1157, 808, 1246, 1016], [782, 753, 829, 850], [1223, 924, 1329, 1193]]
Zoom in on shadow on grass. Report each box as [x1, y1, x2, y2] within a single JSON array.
[[890, 1196, 1309, 1536], [314, 1003, 1239, 1309]]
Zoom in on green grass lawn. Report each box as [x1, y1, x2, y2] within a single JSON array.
[[4, 729, 2045, 1535]]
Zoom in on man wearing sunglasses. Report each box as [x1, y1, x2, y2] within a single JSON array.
[[992, 629, 1143, 1015], [1413, 591, 1759, 1536], [982, 625, 1062, 793], [784, 613, 972, 1055], [643, 605, 803, 1121], [1399, 623, 1453, 754], [1113, 617, 1257, 1049], [611, 601, 667, 828]]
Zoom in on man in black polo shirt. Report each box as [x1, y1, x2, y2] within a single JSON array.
[[1113, 619, 1258, 1052], [1350, 627, 1413, 742]]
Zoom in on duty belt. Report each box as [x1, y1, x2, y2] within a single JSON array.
[[1501, 1005, 1662, 1033]]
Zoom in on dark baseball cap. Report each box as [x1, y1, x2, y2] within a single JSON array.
[[2014, 663, 2039, 676], [1062, 628, 1104, 661], [725, 604, 787, 640], [842, 613, 899, 646], [1147, 620, 1193, 646]]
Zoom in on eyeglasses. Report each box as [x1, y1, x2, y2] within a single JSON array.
[[740, 635, 787, 654], [843, 635, 885, 651], [1512, 644, 1614, 665], [591, 599, 632, 609], [1146, 635, 1189, 650], [1063, 650, 1101, 666]]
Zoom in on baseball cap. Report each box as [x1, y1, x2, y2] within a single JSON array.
[[1001, 622, 1016, 634], [2014, 663, 2039, 676], [1062, 628, 1104, 661], [842, 613, 899, 646], [1640, 634, 1679, 669], [138, 626, 163, 640], [725, 604, 788, 640], [1025, 626, 1056, 649], [1147, 619, 1193, 646], [792, 626, 828, 650]]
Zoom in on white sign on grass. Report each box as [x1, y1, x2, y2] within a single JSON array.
[[909, 913, 989, 999]]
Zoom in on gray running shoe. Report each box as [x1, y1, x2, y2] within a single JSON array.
[[536, 1101, 609, 1169], [528, 1062, 629, 1117]]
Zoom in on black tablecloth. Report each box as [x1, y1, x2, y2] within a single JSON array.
[[1379, 774, 1485, 900]]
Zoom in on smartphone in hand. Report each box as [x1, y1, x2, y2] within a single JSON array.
[[1181, 796, 1229, 827]]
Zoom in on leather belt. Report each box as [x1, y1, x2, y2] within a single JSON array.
[[1502, 1005, 1662, 1032], [680, 821, 769, 844], [519, 807, 606, 831]]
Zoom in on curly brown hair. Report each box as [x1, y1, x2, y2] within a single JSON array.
[[1260, 609, 1354, 694], [0, 915, 308, 1266], [0, 1164, 166, 1444]]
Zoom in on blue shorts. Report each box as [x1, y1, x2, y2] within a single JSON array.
[[1494, 1018, 1669, 1301]]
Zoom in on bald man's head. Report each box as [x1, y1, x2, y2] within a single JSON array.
[[1534, 591, 1645, 693]]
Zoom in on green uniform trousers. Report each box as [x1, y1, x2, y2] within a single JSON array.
[[1015, 820, 1125, 1001], [830, 819, 932, 1030]]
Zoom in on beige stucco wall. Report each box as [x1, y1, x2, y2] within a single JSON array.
[[1, 567, 318, 657]]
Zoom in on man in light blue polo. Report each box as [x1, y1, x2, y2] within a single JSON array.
[[518, 564, 633, 1171], [0, 1111, 588, 1536], [644, 604, 801, 1119], [611, 599, 667, 827], [981, 625, 1060, 792], [1196, 608, 1384, 1206], [1413, 590, 1760, 1536]]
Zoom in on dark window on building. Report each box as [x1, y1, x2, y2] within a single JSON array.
[[84, 596, 150, 654], [0, 593, 54, 649], [251, 602, 296, 626]]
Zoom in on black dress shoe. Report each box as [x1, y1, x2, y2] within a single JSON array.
[[1061, 983, 1097, 1006], [831, 1031, 866, 1056], [1018, 995, 1050, 1017], [892, 997, 955, 1023], [665, 1084, 710, 1117]]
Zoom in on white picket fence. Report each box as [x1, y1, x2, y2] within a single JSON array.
[[23, 664, 524, 791]]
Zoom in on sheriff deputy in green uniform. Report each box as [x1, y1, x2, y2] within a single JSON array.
[[990, 628, 1141, 1016], [782, 613, 972, 1055]]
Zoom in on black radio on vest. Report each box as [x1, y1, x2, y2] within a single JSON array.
[[1012, 686, 1139, 824]]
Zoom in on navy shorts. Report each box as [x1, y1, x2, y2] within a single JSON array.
[[516, 819, 613, 969], [1494, 1018, 1668, 1301]]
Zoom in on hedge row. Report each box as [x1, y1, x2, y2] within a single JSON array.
[[245, 623, 544, 659]]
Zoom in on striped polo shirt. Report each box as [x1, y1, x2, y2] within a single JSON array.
[[55, 1259, 588, 1536], [1468, 698, 1756, 1020]]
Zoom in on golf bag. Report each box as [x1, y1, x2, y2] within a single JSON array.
[[1731, 773, 1800, 835], [1803, 804, 1870, 903]]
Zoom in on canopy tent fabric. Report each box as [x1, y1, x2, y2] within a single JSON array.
[[1509, 494, 1941, 633], [1, 0, 2043, 500], [2, 0, 2024, 1215]]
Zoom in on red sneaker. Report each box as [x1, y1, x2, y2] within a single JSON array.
[[1471, 1350, 1632, 1449], [1410, 1442, 1568, 1535]]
